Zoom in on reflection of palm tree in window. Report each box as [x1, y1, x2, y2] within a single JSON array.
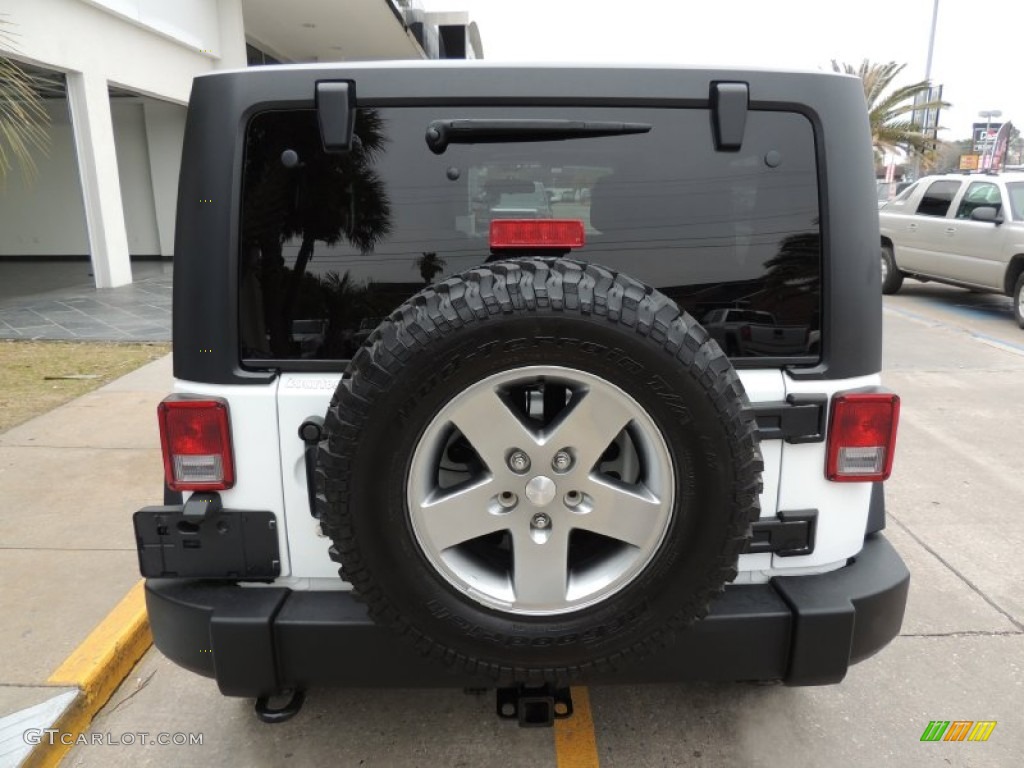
[[763, 230, 820, 294], [764, 213, 820, 294], [760, 226, 821, 331], [415, 251, 446, 284], [241, 109, 392, 356]]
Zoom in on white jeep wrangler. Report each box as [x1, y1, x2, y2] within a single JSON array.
[[135, 62, 908, 725]]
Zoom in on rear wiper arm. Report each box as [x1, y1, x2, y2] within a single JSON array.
[[425, 119, 651, 154]]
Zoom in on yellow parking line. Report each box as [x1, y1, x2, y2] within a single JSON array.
[[554, 686, 600, 768], [24, 580, 152, 768], [32, 581, 602, 767]]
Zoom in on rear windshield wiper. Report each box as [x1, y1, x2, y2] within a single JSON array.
[[425, 119, 652, 154]]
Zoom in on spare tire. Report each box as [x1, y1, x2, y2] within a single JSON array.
[[316, 259, 762, 682]]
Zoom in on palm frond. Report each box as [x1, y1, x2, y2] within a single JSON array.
[[0, 15, 51, 183], [833, 58, 950, 160]]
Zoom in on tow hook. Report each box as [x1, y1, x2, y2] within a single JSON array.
[[254, 689, 306, 724]]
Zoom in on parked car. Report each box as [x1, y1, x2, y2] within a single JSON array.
[[702, 308, 810, 357], [878, 172, 1024, 327], [290, 318, 328, 356]]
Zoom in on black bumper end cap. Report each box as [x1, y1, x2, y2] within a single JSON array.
[[774, 533, 910, 685]]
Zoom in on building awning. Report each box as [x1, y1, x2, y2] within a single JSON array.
[[241, 0, 426, 62]]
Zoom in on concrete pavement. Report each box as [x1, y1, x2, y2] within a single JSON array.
[[61, 282, 1024, 767], [0, 262, 172, 341], [3, 278, 1024, 766], [0, 353, 172, 767]]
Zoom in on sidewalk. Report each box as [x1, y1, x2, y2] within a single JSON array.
[[0, 353, 172, 766], [0, 262, 172, 342]]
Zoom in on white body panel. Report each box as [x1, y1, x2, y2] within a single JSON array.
[[275, 374, 346, 586], [269, 369, 792, 586], [177, 366, 885, 590], [774, 373, 882, 571], [174, 378, 291, 578], [735, 372, 885, 584]]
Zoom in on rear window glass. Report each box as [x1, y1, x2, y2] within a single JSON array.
[[892, 181, 917, 201], [915, 180, 961, 217], [239, 106, 821, 363]]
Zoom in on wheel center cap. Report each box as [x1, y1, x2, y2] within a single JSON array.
[[525, 475, 556, 507]]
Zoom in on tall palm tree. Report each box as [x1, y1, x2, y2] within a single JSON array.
[[415, 252, 446, 284], [241, 108, 392, 355], [0, 16, 50, 182], [831, 60, 948, 160]]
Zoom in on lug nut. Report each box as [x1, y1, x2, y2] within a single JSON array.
[[531, 513, 551, 529], [552, 450, 572, 472], [498, 491, 518, 509], [564, 490, 582, 508], [508, 450, 531, 473]]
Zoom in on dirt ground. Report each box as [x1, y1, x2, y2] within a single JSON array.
[[0, 340, 170, 433]]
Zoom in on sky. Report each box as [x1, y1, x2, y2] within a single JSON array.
[[421, 0, 1022, 141]]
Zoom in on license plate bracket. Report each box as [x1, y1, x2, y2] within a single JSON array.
[[134, 506, 280, 580]]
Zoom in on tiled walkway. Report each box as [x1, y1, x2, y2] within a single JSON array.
[[0, 261, 172, 341]]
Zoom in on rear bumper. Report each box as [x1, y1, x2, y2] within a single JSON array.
[[145, 533, 908, 697]]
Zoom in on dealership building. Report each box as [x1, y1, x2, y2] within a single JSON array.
[[0, 0, 481, 290]]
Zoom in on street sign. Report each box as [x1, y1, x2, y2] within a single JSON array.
[[959, 154, 980, 171], [972, 121, 1003, 153], [912, 86, 943, 135]]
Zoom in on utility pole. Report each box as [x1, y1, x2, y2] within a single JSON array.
[[924, 0, 939, 82], [912, 0, 940, 180]]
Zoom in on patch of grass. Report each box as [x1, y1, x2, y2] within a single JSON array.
[[0, 340, 171, 433]]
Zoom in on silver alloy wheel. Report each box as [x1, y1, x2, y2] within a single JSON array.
[[1018, 281, 1024, 323], [880, 252, 889, 284], [407, 365, 675, 616]]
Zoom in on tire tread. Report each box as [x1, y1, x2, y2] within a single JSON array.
[[317, 258, 762, 682]]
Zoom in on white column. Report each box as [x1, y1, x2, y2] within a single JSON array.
[[142, 100, 187, 257], [66, 70, 132, 288], [216, 0, 248, 69]]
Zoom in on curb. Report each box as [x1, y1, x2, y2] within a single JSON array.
[[23, 581, 152, 768]]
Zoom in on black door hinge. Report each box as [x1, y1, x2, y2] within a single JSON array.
[[745, 510, 817, 557], [751, 394, 827, 443], [710, 81, 749, 151]]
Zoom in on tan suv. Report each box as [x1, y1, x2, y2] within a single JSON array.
[[879, 171, 1024, 327]]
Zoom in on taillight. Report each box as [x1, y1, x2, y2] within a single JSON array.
[[740, 325, 752, 341], [826, 392, 900, 482], [489, 219, 585, 249], [158, 395, 235, 491]]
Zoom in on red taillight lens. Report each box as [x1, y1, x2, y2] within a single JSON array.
[[826, 393, 900, 482], [158, 396, 234, 491], [740, 325, 752, 341], [489, 219, 585, 249]]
